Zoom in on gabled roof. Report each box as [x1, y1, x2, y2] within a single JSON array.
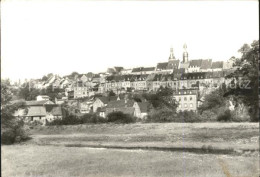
[[96, 96, 117, 104], [26, 100, 54, 106], [156, 62, 168, 70], [132, 67, 143, 73], [201, 59, 212, 69], [114, 67, 124, 72], [153, 74, 163, 81], [106, 100, 135, 109], [143, 67, 155, 72], [167, 60, 180, 69], [27, 106, 47, 116], [189, 59, 203, 67], [212, 61, 224, 69]]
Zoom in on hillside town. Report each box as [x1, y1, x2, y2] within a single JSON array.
[[10, 44, 238, 125]]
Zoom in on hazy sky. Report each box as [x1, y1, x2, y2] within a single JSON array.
[[1, 0, 259, 81]]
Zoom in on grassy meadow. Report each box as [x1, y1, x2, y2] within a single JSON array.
[[2, 122, 259, 177]]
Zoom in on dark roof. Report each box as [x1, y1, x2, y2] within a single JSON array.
[[132, 67, 143, 73], [189, 59, 203, 67], [97, 96, 117, 104], [201, 59, 212, 69], [167, 60, 180, 69], [106, 100, 134, 109], [212, 61, 224, 69], [137, 102, 149, 113], [153, 74, 163, 81], [26, 100, 54, 106], [106, 107, 135, 116], [156, 62, 168, 70], [142, 67, 155, 72], [114, 67, 124, 72]]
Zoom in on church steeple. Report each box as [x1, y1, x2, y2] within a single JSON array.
[[183, 43, 188, 63], [169, 47, 175, 61]]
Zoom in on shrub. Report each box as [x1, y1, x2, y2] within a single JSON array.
[[177, 110, 201, 123], [198, 110, 217, 122], [217, 109, 232, 122], [146, 108, 177, 123], [107, 111, 136, 123]]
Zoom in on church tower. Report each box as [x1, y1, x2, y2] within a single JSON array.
[[168, 47, 175, 61], [183, 43, 188, 63]]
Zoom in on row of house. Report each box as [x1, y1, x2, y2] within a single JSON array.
[[14, 97, 64, 125]]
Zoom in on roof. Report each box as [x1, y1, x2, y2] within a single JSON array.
[[201, 59, 212, 69], [137, 102, 149, 113], [106, 107, 135, 116], [156, 62, 168, 70], [179, 62, 190, 69], [212, 61, 224, 69], [167, 60, 180, 69], [142, 67, 155, 72], [106, 100, 135, 109], [45, 105, 63, 116], [189, 59, 203, 67], [27, 106, 47, 116], [96, 96, 117, 104], [26, 100, 54, 106], [132, 67, 143, 73]]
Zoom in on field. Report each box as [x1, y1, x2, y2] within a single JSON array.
[[2, 122, 260, 177]]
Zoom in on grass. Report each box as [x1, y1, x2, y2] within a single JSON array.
[[2, 122, 259, 176], [26, 122, 259, 152], [2, 145, 259, 177]]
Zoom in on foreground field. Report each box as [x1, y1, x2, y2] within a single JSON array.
[[28, 122, 259, 154], [2, 145, 259, 177], [2, 123, 259, 177]]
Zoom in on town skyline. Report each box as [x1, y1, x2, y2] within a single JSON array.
[[1, 0, 259, 82]]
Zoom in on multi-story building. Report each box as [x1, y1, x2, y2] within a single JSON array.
[[173, 89, 199, 112]]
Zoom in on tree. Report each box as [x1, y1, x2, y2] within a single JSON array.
[[224, 40, 259, 121], [108, 90, 116, 97], [198, 86, 227, 114], [1, 80, 28, 144], [18, 84, 40, 101]]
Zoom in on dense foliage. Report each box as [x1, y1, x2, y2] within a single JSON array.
[[1, 80, 29, 144], [107, 111, 136, 123], [225, 40, 259, 121]]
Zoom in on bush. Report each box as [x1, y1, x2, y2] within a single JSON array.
[[146, 108, 177, 123], [198, 110, 217, 122], [107, 111, 136, 123], [177, 110, 201, 123], [217, 109, 232, 122], [47, 113, 107, 125], [1, 120, 29, 145]]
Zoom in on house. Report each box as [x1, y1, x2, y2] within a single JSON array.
[[173, 89, 199, 112], [133, 102, 150, 119], [36, 95, 50, 101], [79, 100, 93, 113], [188, 59, 203, 73], [141, 67, 155, 75], [105, 99, 135, 117], [15, 102, 64, 125], [92, 96, 118, 112], [120, 68, 132, 75], [200, 59, 212, 72], [211, 61, 224, 72]]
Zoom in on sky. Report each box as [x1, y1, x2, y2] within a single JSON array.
[[1, 0, 259, 82]]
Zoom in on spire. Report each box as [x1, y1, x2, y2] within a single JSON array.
[[183, 43, 188, 63], [169, 47, 175, 61]]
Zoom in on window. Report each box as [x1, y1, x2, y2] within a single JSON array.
[[190, 96, 192, 101], [184, 104, 187, 108], [190, 103, 193, 108], [184, 97, 187, 101], [179, 97, 181, 101]]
